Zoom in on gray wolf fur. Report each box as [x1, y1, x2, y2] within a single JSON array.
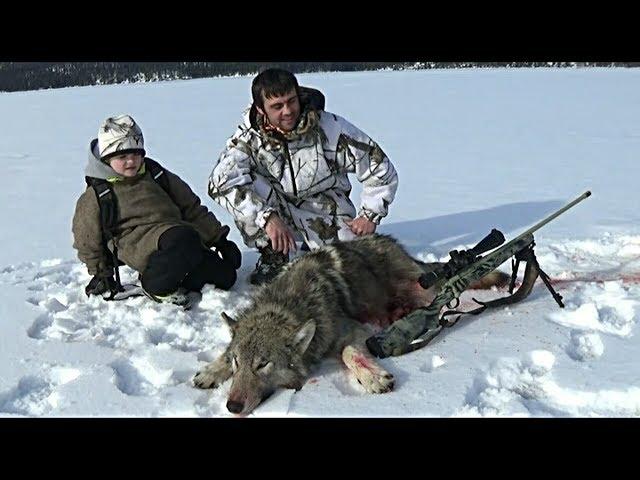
[[193, 233, 508, 415]]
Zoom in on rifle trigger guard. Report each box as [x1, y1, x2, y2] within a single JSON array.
[[446, 297, 460, 309]]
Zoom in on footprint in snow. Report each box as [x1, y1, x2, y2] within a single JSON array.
[[0, 366, 82, 416]]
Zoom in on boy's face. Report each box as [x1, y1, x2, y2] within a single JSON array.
[[109, 153, 144, 177], [258, 88, 300, 132]]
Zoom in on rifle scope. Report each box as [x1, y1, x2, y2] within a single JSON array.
[[419, 228, 506, 289]]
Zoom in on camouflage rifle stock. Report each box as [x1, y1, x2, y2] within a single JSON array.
[[366, 191, 592, 358]]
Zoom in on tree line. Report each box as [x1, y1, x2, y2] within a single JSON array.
[[0, 62, 635, 92]]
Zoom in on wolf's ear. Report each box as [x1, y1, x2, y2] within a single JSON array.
[[293, 320, 316, 355], [221, 312, 237, 332]]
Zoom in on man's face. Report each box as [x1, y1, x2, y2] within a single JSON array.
[[258, 88, 300, 132]]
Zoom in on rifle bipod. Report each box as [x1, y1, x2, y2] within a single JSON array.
[[503, 241, 564, 308]]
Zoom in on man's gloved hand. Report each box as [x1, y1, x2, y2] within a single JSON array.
[[85, 275, 118, 297], [213, 227, 242, 270]]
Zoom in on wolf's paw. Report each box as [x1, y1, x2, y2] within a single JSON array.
[[358, 369, 395, 394], [193, 360, 232, 390], [193, 370, 219, 389], [342, 345, 395, 394]]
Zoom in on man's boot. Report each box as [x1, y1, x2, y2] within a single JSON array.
[[248, 246, 289, 285]]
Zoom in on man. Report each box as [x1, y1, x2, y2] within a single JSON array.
[[208, 68, 398, 285]]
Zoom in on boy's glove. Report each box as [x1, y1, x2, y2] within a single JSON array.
[[85, 275, 118, 297], [213, 227, 242, 270]]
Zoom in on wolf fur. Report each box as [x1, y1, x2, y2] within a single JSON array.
[[193, 234, 508, 415]]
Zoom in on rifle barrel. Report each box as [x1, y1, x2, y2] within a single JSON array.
[[496, 191, 591, 252]]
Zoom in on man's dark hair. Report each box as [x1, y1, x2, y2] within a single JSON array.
[[251, 68, 299, 109]]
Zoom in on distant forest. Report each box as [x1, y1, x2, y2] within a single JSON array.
[[0, 62, 636, 92]]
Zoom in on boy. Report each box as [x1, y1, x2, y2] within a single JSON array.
[[73, 114, 240, 305]]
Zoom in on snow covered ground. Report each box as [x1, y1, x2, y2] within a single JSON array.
[[1, 67, 639, 417]]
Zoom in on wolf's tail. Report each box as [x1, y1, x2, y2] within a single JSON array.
[[414, 260, 509, 290], [468, 270, 510, 290]]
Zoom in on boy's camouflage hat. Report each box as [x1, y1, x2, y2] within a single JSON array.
[[98, 114, 145, 162]]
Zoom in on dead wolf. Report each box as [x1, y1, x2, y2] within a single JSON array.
[[193, 233, 507, 415]]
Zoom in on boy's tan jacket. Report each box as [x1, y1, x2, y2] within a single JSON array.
[[73, 160, 225, 277]]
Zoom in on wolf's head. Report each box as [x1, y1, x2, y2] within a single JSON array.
[[221, 311, 316, 416]]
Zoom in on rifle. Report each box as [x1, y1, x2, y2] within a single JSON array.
[[365, 191, 592, 359]]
